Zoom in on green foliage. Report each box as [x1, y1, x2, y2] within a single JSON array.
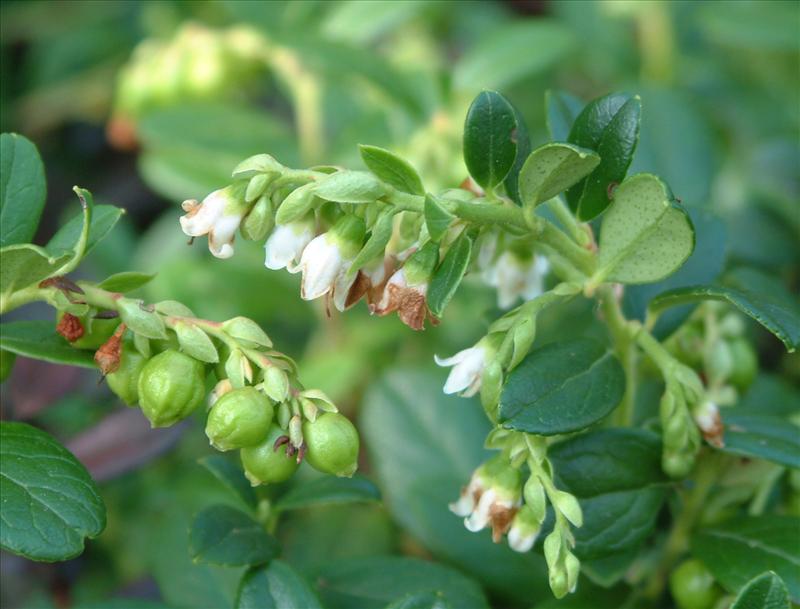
[[0, 133, 46, 247], [189, 505, 280, 567], [731, 572, 790, 609]]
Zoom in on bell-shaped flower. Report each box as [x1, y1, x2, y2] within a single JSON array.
[[484, 251, 550, 309], [297, 215, 365, 311], [180, 184, 249, 259], [264, 216, 315, 272], [435, 335, 499, 397], [449, 455, 522, 543], [371, 242, 438, 330], [507, 505, 541, 553]]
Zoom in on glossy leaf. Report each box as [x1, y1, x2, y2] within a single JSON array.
[[189, 505, 279, 567], [0, 133, 46, 247], [692, 516, 800, 602], [499, 339, 625, 435], [503, 103, 532, 205], [596, 174, 695, 284], [236, 560, 323, 609], [427, 231, 472, 317], [545, 90, 583, 141], [47, 204, 124, 260], [566, 93, 641, 219], [98, 271, 155, 293], [424, 194, 454, 242], [0, 421, 105, 561], [731, 572, 790, 609], [359, 145, 424, 195], [453, 21, 574, 92], [0, 321, 96, 368], [315, 170, 389, 204], [462, 91, 517, 190], [648, 278, 800, 352], [199, 455, 257, 510], [623, 208, 726, 339], [518, 142, 600, 207], [274, 475, 380, 512], [360, 369, 550, 603], [719, 412, 800, 468], [549, 429, 668, 559], [316, 556, 489, 609], [0, 243, 70, 297]]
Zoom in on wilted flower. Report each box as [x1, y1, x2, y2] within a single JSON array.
[[449, 455, 522, 542], [371, 242, 438, 330], [180, 185, 249, 259], [484, 251, 550, 309], [507, 505, 541, 553], [297, 215, 365, 311], [435, 335, 499, 397], [694, 400, 724, 447], [264, 218, 315, 272]]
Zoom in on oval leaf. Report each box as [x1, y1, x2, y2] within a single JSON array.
[[274, 475, 380, 512], [692, 516, 800, 602], [117, 299, 167, 340], [499, 338, 625, 435], [596, 174, 695, 285], [424, 194, 454, 243], [731, 572, 791, 609], [189, 505, 279, 567], [0, 421, 106, 561], [719, 412, 800, 468], [0, 133, 47, 247], [314, 170, 388, 204], [463, 91, 518, 190], [98, 271, 155, 293], [518, 143, 600, 207], [237, 560, 323, 609], [0, 243, 71, 297], [427, 231, 472, 318], [175, 322, 218, 363], [359, 145, 424, 195]]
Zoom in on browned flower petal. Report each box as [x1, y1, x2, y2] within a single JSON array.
[[56, 313, 85, 342], [94, 324, 126, 375], [344, 271, 371, 310], [700, 410, 725, 448], [489, 504, 519, 543], [397, 288, 428, 331]]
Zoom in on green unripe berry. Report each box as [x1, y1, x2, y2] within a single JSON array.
[[106, 342, 147, 405], [137, 349, 205, 427], [669, 559, 721, 609], [205, 387, 273, 451], [302, 412, 359, 477], [0, 350, 15, 383], [241, 425, 299, 485], [728, 337, 757, 392]]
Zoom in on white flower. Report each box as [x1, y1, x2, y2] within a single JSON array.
[[180, 187, 247, 259], [435, 345, 488, 397], [372, 268, 430, 330], [507, 506, 540, 553], [484, 252, 550, 309], [264, 222, 314, 272], [297, 233, 356, 311], [694, 400, 724, 447]]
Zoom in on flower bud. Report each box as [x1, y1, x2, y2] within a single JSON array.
[[523, 475, 547, 523], [552, 490, 583, 528], [301, 412, 359, 477], [275, 182, 318, 226], [507, 505, 541, 553], [137, 349, 206, 427], [205, 387, 274, 451], [240, 425, 299, 485], [106, 342, 147, 405], [479, 359, 503, 422]]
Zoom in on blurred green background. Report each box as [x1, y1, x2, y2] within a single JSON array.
[[1, 1, 797, 608]]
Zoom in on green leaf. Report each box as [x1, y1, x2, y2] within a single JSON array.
[[596, 174, 695, 285], [359, 145, 424, 195], [348, 209, 396, 278], [549, 429, 668, 559], [503, 103, 532, 205], [236, 560, 323, 609], [581, 548, 640, 588], [545, 90, 583, 141], [322, 1, 427, 45], [0, 133, 46, 247], [453, 21, 574, 92], [0, 243, 71, 297], [647, 279, 800, 353], [424, 195, 454, 243], [47, 203, 124, 260], [385, 592, 451, 609], [316, 556, 489, 609], [0, 421, 105, 561], [315, 170, 389, 204], [360, 369, 550, 604], [274, 475, 380, 512], [692, 516, 800, 602], [518, 143, 600, 207], [718, 412, 799, 468], [462, 91, 518, 190], [623, 208, 726, 339], [189, 505, 279, 567], [427, 231, 472, 318], [117, 298, 167, 340], [199, 455, 257, 510], [98, 271, 155, 293], [499, 339, 625, 435], [174, 322, 219, 363], [731, 572, 791, 609], [0, 321, 96, 368]]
